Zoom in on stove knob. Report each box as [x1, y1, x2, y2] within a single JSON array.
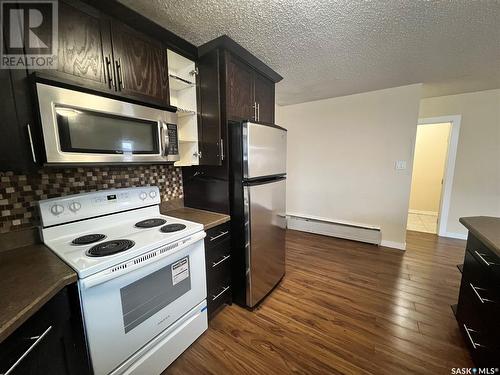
[[149, 190, 157, 198], [69, 201, 82, 212], [139, 192, 147, 200], [50, 204, 64, 216]]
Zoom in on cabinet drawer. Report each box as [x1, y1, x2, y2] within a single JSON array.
[[0, 289, 72, 375], [206, 237, 231, 268], [466, 234, 500, 282], [205, 222, 230, 249], [207, 284, 231, 317], [207, 259, 231, 294], [456, 275, 500, 367]]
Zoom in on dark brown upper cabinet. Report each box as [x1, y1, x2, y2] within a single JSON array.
[[56, 1, 113, 90], [110, 20, 169, 106], [198, 49, 222, 166], [226, 53, 275, 123], [30, 0, 170, 108], [226, 54, 255, 121], [254, 74, 275, 123]]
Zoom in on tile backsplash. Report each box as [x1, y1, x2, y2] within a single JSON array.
[[0, 165, 183, 233]]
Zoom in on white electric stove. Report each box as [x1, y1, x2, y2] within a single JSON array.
[[38, 187, 208, 375]]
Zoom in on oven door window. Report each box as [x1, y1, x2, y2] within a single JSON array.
[[120, 257, 191, 333], [55, 106, 159, 154]]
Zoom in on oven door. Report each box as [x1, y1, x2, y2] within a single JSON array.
[[36, 83, 179, 164], [78, 235, 206, 375]]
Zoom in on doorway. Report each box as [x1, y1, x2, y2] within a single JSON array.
[[407, 116, 461, 236]]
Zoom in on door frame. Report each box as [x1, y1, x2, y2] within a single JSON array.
[[415, 115, 461, 237]]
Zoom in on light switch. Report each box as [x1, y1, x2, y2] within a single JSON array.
[[395, 160, 407, 170]]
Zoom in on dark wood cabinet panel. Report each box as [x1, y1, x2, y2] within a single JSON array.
[[204, 222, 231, 319], [0, 286, 90, 375], [111, 21, 169, 105], [455, 233, 500, 367], [56, 1, 112, 89], [198, 49, 222, 166], [226, 55, 254, 121], [254, 73, 275, 123]]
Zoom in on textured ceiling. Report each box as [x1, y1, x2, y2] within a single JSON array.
[[119, 0, 500, 105]]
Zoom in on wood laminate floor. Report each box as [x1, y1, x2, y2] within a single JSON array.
[[164, 230, 473, 375]]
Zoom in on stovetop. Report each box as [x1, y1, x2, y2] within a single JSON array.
[[41, 205, 204, 279]]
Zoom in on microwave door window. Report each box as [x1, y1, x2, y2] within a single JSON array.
[[55, 107, 159, 154]]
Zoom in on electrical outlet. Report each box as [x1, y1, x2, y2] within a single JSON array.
[[395, 160, 407, 170]]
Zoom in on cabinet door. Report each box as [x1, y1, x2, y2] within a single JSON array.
[[111, 20, 169, 106], [226, 54, 255, 121], [198, 49, 222, 166], [56, 0, 113, 90], [254, 73, 275, 123]]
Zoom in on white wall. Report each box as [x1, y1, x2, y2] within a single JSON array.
[[419, 89, 500, 237], [276, 84, 422, 249], [409, 123, 451, 213]]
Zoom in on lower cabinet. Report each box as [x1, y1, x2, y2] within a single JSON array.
[[455, 233, 500, 367], [0, 285, 90, 375], [204, 222, 232, 319]]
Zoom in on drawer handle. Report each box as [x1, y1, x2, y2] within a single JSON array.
[[463, 324, 485, 350], [470, 283, 496, 304], [212, 254, 230, 268], [3, 326, 52, 375], [211, 285, 230, 301], [210, 231, 229, 242], [474, 251, 498, 267]]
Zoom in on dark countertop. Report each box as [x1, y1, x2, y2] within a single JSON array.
[[163, 207, 230, 230], [460, 216, 500, 257], [0, 243, 77, 343]]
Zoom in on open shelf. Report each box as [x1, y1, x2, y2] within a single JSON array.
[[169, 74, 195, 91]]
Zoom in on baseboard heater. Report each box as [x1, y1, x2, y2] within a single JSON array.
[[287, 213, 381, 245]]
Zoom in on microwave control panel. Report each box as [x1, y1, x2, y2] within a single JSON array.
[[166, 124, 179, 156]]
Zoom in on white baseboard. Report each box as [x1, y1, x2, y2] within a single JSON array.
[[380, 240, 406, 251], [287, 214, 381, 245], [408, 209, 438, 216], [441, 232, 468, 240]]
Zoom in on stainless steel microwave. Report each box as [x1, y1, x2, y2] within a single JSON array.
[[35, 83, 179, 164]]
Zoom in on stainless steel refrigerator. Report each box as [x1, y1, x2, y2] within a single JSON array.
[[229, 121, 287, 308]]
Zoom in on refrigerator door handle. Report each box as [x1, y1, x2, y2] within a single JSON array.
[[243, 187, 252, 304]]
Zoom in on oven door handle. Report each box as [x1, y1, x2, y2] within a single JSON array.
[[80, 231, 206, 289]]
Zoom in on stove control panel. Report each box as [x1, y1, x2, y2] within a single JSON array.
[[38, 187, 162, 227]]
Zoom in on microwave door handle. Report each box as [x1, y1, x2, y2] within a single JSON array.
[[161, 122, 169, 156]]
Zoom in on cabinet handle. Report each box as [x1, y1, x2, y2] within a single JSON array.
[[26, 124, 37, 163], [257, 103, 260, 121], [469, 283, 495, 304], [463, 324, 485, 350], [212, 254, 230, 268], [210, 230, 229, 242], [474, 250, 497, 267], [115, 58, 124, 90], [105, 55, 115, 90], [253, 102, 257, 121], [3, 326, 52, 375], [220, 138, 224, 161], [211, 285, 230, 301]]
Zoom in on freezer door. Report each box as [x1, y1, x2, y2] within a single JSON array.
[[244, 178, 286, 307], [243, 122, 287, 179]]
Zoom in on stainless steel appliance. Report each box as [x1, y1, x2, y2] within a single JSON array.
[[229, 121, 287, 308], [35, 83, 179, 165], [38, 187, 207, 375]]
